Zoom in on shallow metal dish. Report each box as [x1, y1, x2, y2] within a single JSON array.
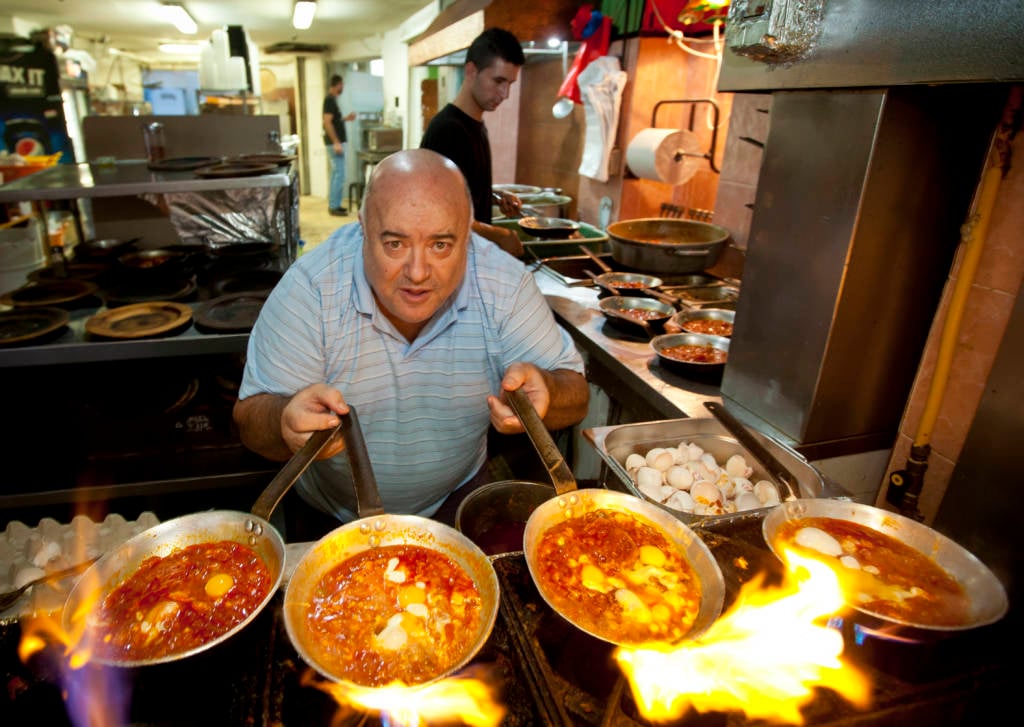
[[651, 332, 729, 382], [599, 295, 675, 335], [665, 308, 735, 336], [763, 499, 1009, 635], [585, 417, 825, 526], [518, 216, 580, 239]]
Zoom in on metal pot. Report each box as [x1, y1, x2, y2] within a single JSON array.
[[607, 218, 731, 274], [518, 193, 571, 218], [61, 422, 341, 667], [762, 499, 1008, 637], [283, 408, 500, 687]]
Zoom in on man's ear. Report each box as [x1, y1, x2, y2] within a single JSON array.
[[464, 61, 479, 81]]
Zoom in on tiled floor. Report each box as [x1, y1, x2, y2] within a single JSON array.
[[297, 194, 356, 254]]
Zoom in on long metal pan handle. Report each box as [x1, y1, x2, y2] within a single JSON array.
[[703, 401, 799, 501], [251, 420, 344, 521], [669, 247, 711, 257], [578, 244, 614, 273], [340, 407, 386, 518], [507, 387, 578, 495]]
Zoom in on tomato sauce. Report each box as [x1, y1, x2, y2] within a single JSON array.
[[661, 343, 728, 364], [304, 544, 483, 687], [773, 517, 972, 626], [533, 509, 702, 645], [89, 540, 271, 661]]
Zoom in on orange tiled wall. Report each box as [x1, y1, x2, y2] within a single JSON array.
[[879, 89, 1024, 522]]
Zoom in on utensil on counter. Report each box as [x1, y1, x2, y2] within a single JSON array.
[[704, 401, 799, 501], [0, 557, 99, 611]]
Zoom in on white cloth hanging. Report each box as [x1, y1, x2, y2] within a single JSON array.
[[577, 56, 628, 182]]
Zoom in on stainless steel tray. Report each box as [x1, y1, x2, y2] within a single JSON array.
[[584, 417, 825, 526]]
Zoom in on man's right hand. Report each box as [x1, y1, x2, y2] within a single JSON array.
[[280, 384, 349, 458], [474, 221, 524, 257]]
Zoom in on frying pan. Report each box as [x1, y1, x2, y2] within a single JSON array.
[[282, 408, 500, 687], [61, 425, 340, 667], [599, 295, 676, 336], [762, 499, 1008, 637], [577, 245, 670, 301], [505, 389, 725, 645], [517, 215, 580, 239]]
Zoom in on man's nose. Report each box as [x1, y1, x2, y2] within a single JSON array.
[[405, 246, 430, 280]]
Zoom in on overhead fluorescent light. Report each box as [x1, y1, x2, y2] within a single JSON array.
[[292, 1, 317, 30], [161, 3, 198, 35], [159, 43, 202, 55]]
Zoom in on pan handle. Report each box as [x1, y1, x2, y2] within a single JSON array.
[[507, 387, 578, 495], [578, 244, 614, 273], [339, 407, 386, 518], [251, 420, 344, 521]]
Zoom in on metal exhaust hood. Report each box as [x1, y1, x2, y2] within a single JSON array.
[[407, 0, 581, 66]]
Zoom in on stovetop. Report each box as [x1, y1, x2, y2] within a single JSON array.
[[1, 516, 1012, 726]]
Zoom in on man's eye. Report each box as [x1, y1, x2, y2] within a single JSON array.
[[383, 239, 403, 251], [431, 240, 452, 253]]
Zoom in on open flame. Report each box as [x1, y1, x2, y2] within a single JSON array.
[[308, 665, 505, 727], [616, 550, 871, 724]]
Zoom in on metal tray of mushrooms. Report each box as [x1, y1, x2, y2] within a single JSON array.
[[584, 417, 825, 526]]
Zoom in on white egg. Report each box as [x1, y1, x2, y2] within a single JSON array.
[[686, 442, 704, 461], [670, 447, 686, 465], [646, 448, 675, 472], [839, 555, 862, 570], [726, 454, 753, 479], [733, 477, 754, 494], [794, 526, 843, 557], [704, 501, 726, 515], [635, 466, 664, 491], [665, 490, 695, 512], [700, 452, 720, 471], [625, 453, 647, 472], [734, 491, 763, 511], [690, 481, 723, 506], [665, 465, 694, 490], [753, 480, 781, 506], [723, 500, 738, 513]]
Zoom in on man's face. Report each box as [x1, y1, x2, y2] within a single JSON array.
[[468, 58, 520, 112], [360, 172, 471, 341], [331, 80, 343, 96]]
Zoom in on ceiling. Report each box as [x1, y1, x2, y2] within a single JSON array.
[[0, 0, 430, 63]]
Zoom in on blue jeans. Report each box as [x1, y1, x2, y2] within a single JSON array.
[[327, 145, 346, 210]]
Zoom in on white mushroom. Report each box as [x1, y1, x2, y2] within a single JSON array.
[[685, 442, 704, 461], [665, 490, 695, 512], [734, 491, 763, 511], [625, 453, 647, 472], [638, 480, 675, 504], [670, 447, 686, 465], [665, 465, 694, 491], [690, 481, 723, 506], [645, 448, 675, 472], [635, 466, 664, 491], [726, 454, 753, 479], [733, 477, 754, 494], [753, 480, 781, 506]]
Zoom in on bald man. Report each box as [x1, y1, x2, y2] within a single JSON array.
[[234, 149, 588, 536]]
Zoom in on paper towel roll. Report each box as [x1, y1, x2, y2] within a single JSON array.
[[626, 128, 702, 185]]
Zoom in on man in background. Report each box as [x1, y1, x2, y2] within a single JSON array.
[[324, 74, 356, 216], [421, 27, 525, 257]]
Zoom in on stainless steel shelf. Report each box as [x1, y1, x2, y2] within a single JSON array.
[[0, 301, 251, 367], [0, 159, 292, 202]]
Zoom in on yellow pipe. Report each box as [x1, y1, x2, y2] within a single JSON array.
[[913, 151, 1006, 449]]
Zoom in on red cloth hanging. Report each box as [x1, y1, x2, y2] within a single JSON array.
[[557, 9, 613, 105]]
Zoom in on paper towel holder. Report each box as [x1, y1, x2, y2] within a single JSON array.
[[649, 98, 721, 173]]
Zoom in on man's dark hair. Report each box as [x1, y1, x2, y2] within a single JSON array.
[[466, 27, 524, 70], [330, 74, 343, 87]]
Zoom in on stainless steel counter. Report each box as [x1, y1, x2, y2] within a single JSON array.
[[534, 269, 722, 417]]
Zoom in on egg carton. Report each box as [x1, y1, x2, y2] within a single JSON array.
[[0, 512, 160, 622]]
